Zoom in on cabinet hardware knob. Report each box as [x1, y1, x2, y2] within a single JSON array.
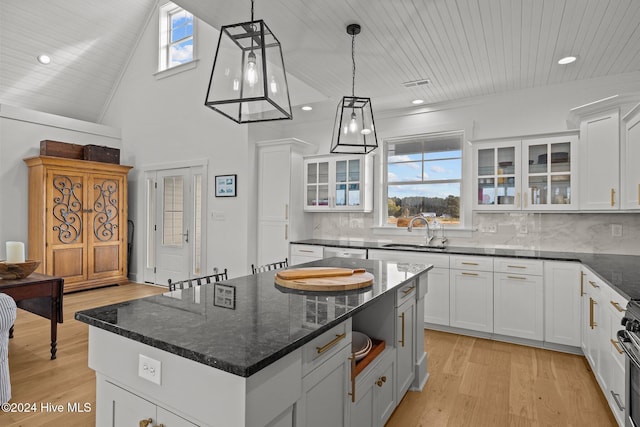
[[610, 301, 626, 312], [316, 333, 346, 354], [139, 419, 153, 427], [376, 379, 384, 387], [381, 375, 387, 383]]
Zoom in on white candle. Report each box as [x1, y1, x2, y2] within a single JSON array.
[[6, 241, 25, 263]]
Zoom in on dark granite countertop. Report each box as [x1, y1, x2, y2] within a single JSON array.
[[75, 258, 431, 378], [293, 239, 640, 300]]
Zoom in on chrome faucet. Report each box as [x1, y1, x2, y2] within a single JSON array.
[[407, 214, 434, 246]]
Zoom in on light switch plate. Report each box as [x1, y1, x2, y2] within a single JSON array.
[[138, 354, 161, 385]]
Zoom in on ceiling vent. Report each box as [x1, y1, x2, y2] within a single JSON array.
[[402, 79, 431, 88]]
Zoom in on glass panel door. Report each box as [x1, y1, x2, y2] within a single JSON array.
[[334, 159, 361, 207], [524, 139, 573, 208], [476, 144, 518, 207], [306, 161, 330, 207]]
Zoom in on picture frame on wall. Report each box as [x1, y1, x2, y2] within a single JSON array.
[[215, 174, 237, 197]]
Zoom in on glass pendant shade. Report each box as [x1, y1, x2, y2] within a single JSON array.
[[330, 96, 378, 154], [205, 19, 292, 123]]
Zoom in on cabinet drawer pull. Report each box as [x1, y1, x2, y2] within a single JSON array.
[[349, 354, 356, 402], [461, 262, 479, 266], [580, 272, 585, 297], [637, 183, 639, 205], [285, 204, 289, 220], [402, 285, 416, 295], [461, 272, 479, 276], [611, 339, 624, 354], [588, 280, 599, 289], [610, 301, 626, 312], [611, 188, 616, 207], [589, 298, 597, 329], [610, 390, 625, 411], [399, 312, 405, 347], [507, 275, 527, 280], [507, 265, 527, 269], [299, 249, 314, 253], [316, 333, 346, 354]]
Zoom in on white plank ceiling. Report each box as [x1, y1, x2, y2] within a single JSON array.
[[2, 0, 640, 123]]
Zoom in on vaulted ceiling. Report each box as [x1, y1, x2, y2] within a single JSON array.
[[2, 0, 640, 124]]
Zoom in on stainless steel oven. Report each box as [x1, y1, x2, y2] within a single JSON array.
[[618, 300, 640, 427]]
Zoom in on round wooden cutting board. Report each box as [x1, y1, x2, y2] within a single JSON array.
[[274, 269, 374, 291]]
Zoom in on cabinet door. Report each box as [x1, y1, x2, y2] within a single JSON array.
[[522, 136, 577, 210], [494, 273, 543, 340], [259, 145, 292, 221], [582, 271, 602, 373], [450, 270, 494, 332], [579, 110, 620, 210], [334, 158, 362, 209], [304, 159, 330, 210], [258, 221, 289, 266], [622, 106, 640, 209], [544, 262, 581, 347], [46, 169, 88, 283], [98, 380, 156, 427], [87, 173, 126, 280], [396, 297, 415, 399], [299, 345, 350, 427], [424, 267, 450, 326], [376, 356, 396, 426], [473, 140, 521, 210]]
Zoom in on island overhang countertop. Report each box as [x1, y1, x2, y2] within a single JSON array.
[[74, 257, 432, 377]]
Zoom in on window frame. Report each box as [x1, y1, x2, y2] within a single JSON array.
[[381, 130, 466, 230], [158, 2, 196, 75]]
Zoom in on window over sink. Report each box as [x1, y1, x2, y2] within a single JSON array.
[[384, 131, 464, 227]]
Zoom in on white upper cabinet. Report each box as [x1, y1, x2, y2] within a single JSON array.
[[304, 154, 373, 212], [622, 103, 640, 210], [578, 109, 620, 210], [473, 133, 578, 211]]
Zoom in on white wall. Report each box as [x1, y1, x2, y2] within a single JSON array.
[[100, 13, 252, 280], [0, 104, 121, 259]]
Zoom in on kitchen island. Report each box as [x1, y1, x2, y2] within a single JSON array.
[[75, 257, 432, 427]]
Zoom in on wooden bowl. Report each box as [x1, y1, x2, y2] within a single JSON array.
[[0, 260, 41, 279]]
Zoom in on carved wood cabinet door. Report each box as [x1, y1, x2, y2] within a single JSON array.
[[46, 169, 88, 284]]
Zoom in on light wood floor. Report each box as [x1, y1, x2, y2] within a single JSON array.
[[1, 283, 616, 426]]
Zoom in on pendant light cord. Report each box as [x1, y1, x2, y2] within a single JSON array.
[[351, 31, 356, 97], [251, 0, 254, 22]]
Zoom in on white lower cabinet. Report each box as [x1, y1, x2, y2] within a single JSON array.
[[290, 244, 324, 266], [605, 287, 628, 427], [98, 378, 198, 427], [450, 256, 494, 333], [493, 272, 543, 340], [396, 292, 416, 399], [543, 261, 581, 347], [350, 349, 396, 427], [297, 345, 351, 427]]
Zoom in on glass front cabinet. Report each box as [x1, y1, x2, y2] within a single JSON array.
[[304, 154, 373, 212], [473, 133, 578, 211]]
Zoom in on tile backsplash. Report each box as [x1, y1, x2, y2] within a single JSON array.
[[310, 212, 640, 255]]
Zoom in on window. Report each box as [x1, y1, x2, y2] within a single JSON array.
[[385, 132, 463, 227], [159, 2, 194, 71]]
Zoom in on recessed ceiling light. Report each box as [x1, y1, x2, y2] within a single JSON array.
[[412, 99, 424, 105], [37, 54, 52, 65], [558, 56, 577, 65], [301, 106, 313, 111]]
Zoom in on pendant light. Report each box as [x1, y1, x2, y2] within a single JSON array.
[[204, 0, 292, 123], [330, 23, 378, 154]]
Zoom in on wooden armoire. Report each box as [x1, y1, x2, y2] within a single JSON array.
[[24, 156, 132, 292]]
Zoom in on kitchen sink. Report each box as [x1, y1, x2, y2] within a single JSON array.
[[381, 243, 447, 251]]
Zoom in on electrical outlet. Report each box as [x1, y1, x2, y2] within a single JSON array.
[[138, 354, 161, 385], [488, 223, 497, 233], [519, 224, 528, 234], [611, 224, 623, 237]]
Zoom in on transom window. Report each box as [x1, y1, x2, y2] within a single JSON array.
[[159, 2, 194, 71], [385, 132, 463, 227]]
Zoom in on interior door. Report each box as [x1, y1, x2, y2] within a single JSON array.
[[155, 168, 191, 285]]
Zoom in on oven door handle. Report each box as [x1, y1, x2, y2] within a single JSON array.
[[617, 330, 640, 369]]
